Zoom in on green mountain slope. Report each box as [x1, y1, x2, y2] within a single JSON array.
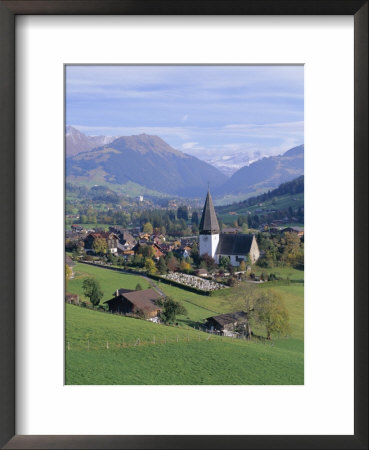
[[216, 145, 304, 196]]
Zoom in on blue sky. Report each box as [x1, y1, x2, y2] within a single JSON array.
[[66, 65, 303, 162]]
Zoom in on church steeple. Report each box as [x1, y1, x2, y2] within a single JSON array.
[[199, 189, 219, 234]]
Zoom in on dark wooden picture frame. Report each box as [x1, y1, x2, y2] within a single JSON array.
[[0, 1, 367, 449]]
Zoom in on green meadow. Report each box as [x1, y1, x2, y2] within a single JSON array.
[[66, 263, 304, 385]]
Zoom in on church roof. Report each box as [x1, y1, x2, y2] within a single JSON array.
[[216, 234, 254, 256], [199, 190, 220, 233]]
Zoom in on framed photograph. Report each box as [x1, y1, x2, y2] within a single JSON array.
[[0, 1, 367, 449]]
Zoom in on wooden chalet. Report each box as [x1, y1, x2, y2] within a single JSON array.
[[84, 232, 119, 254], [65, 293, 79, 305], [104, 288, 163, 319], [205, 311, 248, 334]]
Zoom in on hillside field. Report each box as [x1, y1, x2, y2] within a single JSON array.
[[66, 263, 304, 384], [218, 192, 304, 225]]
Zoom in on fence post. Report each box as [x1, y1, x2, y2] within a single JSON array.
[[67, 342, 70, 351], [176, 335, 178, 343], [153, 336, 155, 345], [106, 341, 109, 349], [87, 340, 89, 351]]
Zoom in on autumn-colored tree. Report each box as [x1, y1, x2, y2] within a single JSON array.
[[253, 289, 291, 340], [180, 260, 191, 273], [65, 264, 72, 288], [167, 256, 179, 272], [144, 258, 157, 275], [239, 260, 246, 271], [92, 237, 107, 255]]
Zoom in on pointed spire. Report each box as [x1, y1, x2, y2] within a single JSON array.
[[199, 190, 219, 234]]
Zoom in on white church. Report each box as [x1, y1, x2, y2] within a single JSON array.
[[199, 190, 260, 266]]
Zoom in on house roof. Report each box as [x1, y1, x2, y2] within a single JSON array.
[[199, 190, 220, 233], [123, 289, 163, 312], [113, 288, 134, 296], [207, 311, 248, 327], [216, 234, 254, 256]]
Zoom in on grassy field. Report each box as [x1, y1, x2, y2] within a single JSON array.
[[67, 263, 151, 305], [66, 263, 304, 384], [66, 305, 303, 385]]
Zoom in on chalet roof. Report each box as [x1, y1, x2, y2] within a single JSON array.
[[123, 289, 163, 312], [207, 311, 248, 327], [113, 288, 134, 296], [216, 234, 254, 256], [105, 288, 162, 312], [199, 190, 219, 233]]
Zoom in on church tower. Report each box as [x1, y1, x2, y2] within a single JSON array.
[[199, 189, 219, 259]]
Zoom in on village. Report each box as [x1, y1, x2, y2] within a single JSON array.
[[66, 189, 304, 338]]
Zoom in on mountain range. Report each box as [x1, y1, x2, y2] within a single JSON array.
[[216, 145, 304, 196], [66, 132, 227, 197], [66, 126, 118, 156], [66, 126, 304, 199]]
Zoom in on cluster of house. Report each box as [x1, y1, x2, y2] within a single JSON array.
[[102, 286, 248, 336], [67, 189, 263, 271], [163, 272, 226, 291], [259, 224, 304, 237]]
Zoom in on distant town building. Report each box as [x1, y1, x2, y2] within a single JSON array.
[[199, 190, 260, 266]]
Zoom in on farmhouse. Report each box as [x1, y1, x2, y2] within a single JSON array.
[[84, 232, 119, 254], [204, 311, 248, 335], [109, 226, 136, 250], [104, 288, 163, 320], [199, 190, 260, 266], [133, 242, 164, 260], [65, 293, 79, 305]]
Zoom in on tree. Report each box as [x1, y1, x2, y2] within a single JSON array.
[[157, 256, 167, 275], [219, 255, 230, 269], [144, 258, 157, 275], [65, 264, 72, 288], [177, 205, 189, 221], [229, 284, 258, 339], [239, 260, 246, 272], [143, 222, 153, 234], [92, 237, 107, 255], [160, 297, 187, 323], [200, 253, 216, 271], [180, 260, 191, 273], [190, 242, 200, 266], [253, 290, 291, 339], [167, 255, 179, 272], [242, 222, 249, 233], [135, 283, 143, 291], [191, 211, 199, 225], [82, 277, 103, 307], [132, 254, 144, 267]]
